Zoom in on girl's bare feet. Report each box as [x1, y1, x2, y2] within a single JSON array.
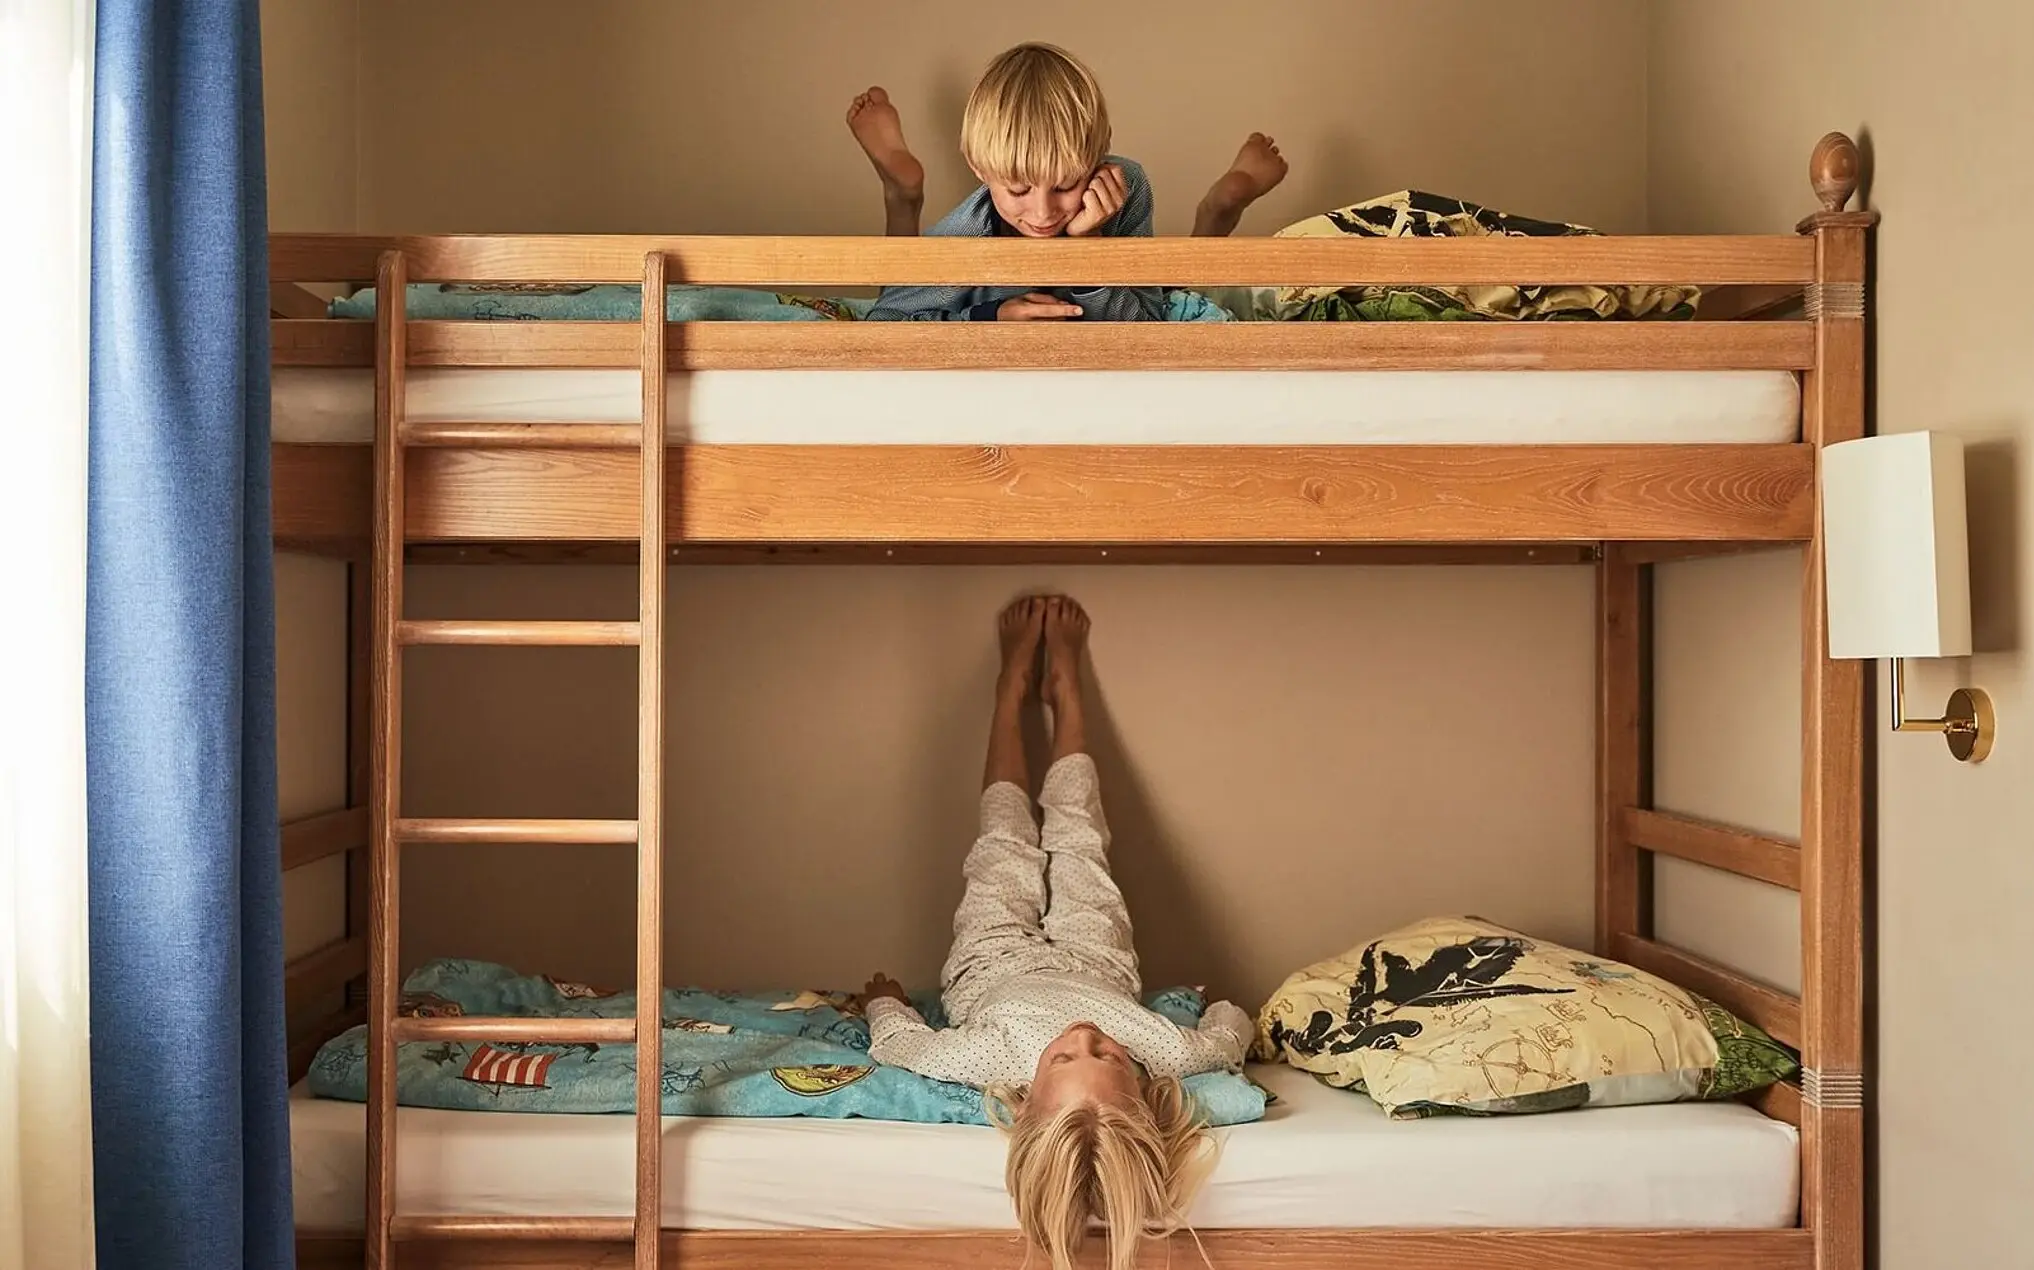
[[997, 597, 1045, 704], [846, 87, 925, 236], [1192, 132, 1289, 238], [984, 598, 1045, 791], [1041, 597, 1091, 762]]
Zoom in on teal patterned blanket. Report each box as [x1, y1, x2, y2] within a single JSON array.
[[326, 283, 1231, 323], [307, 959, 1268, 1127]]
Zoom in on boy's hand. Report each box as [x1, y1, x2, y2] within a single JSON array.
[[1065, 164, 1127, 237], [857, 973, 908, 1012], [997, 292, 1083, 321]]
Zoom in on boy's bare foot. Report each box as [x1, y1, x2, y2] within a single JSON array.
[[846, 87, 925, 226], [997, 597, 1045, 704], [1192, 133, 1288, 238]]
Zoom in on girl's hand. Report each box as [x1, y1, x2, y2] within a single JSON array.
[[1065, 164, 1127, 237], [997, 292, 1083, 321], [858, 973, 908, 1011]]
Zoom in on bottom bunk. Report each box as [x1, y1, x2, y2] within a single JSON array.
[[293, 1062, 1802, 1267]]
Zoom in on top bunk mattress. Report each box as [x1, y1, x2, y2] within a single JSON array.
[[271, 368, 1802, 446], [290, 1061, 1800, 1232]]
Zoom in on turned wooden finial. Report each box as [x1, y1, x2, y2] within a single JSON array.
[[1811, 132, 1861, 212]]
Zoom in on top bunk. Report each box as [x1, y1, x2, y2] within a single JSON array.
[[269, 133, 1872, 559]]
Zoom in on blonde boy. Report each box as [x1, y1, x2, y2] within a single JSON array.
[[848, 43, 1286, 321]]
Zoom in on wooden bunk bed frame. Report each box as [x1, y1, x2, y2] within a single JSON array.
[[283, 134, 1872, 1270]]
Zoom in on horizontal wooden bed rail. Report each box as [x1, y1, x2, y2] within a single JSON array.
[[270, 443, 1815, 548], [282, 805, 369, 871], [288, 1003, 365, 1083], [1609, 933, 1803, 1051], [1695, 283, 1807, 322], [1751, 1078, 1804, 1128], [1621, 807, 1802, 890], [296, 1227, 1814, 1269], [271, 233, 1819, 288], [272, 318, 1816, 373], [394, 542, 1602, 567], [285, 935, 370, 1015]]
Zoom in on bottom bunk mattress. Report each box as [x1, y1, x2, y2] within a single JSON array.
[[290, 1061, 1800, 1232], [269, 368, 1802, 446]]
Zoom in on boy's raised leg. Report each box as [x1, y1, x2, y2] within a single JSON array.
[[1193, 132, 1289, 238], [846, 87, 926, 237]]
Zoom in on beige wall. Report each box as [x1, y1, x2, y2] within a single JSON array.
[[262, 0, 1652, 1007], [396, 563, 1598, 1008], [352, 0, 1649, 236], [262, 0, 358, 232], [1649, 2, 2034, 1262]]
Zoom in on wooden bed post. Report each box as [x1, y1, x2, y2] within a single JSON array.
[[1797, 132, 1873, 1270], [346, 556, 370, 1015], [1596, 543, 1650, 955], [366, 248, 408, 1270]]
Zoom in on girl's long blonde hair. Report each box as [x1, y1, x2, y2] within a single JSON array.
[[985, 1077, 1218, 1270]]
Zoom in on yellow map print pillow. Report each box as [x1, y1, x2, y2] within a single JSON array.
[[1254, 917, 1797, 1118]]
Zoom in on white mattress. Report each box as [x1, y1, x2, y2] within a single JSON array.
[[291, 1062, 1800, 1232], [271, 368, 1800, 446]]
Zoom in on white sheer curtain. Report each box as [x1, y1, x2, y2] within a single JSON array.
[[0, 0, 99, 1266]]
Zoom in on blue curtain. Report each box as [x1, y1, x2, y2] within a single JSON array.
[[88, 1, 293, 1267]]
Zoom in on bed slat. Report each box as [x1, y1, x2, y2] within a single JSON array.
[[401, 542, 1599, 567], [285, 935, 370, 1015], [283, 805, 370, 871], [297, 1227, 1815, 1270], [271, 317, 1817, 372], [288, 1004, 366, 1084], [1622, 807, 1802, 890], [272, 444, 1815, 548], [1609, 933, 1802, 1050], [271, 233, 1818, 287], [394, 444, 1817, 545], [1751, 1078, 1803, 1127]]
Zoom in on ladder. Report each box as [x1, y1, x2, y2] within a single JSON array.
[[365, 249, 669, 1268]]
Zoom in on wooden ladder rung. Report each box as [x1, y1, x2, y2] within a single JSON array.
[[395, 817, 638, 845], [392, 1016, 637, 1045], [399, 421, 644, 449], [398, 619, 643, 647], [391, 1215, 638, 1241]]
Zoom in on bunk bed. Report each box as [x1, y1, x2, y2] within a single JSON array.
[[277, 133, 1871, 1270]]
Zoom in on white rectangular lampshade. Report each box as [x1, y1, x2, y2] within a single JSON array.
[[1821, 431, 1972, 660]]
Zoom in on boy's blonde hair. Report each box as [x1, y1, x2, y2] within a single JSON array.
[[961, 43, 1111, 188], [986, 1077, 1217, 1270]]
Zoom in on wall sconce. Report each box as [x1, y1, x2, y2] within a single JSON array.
[[1822, 431, 1995, 763]]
